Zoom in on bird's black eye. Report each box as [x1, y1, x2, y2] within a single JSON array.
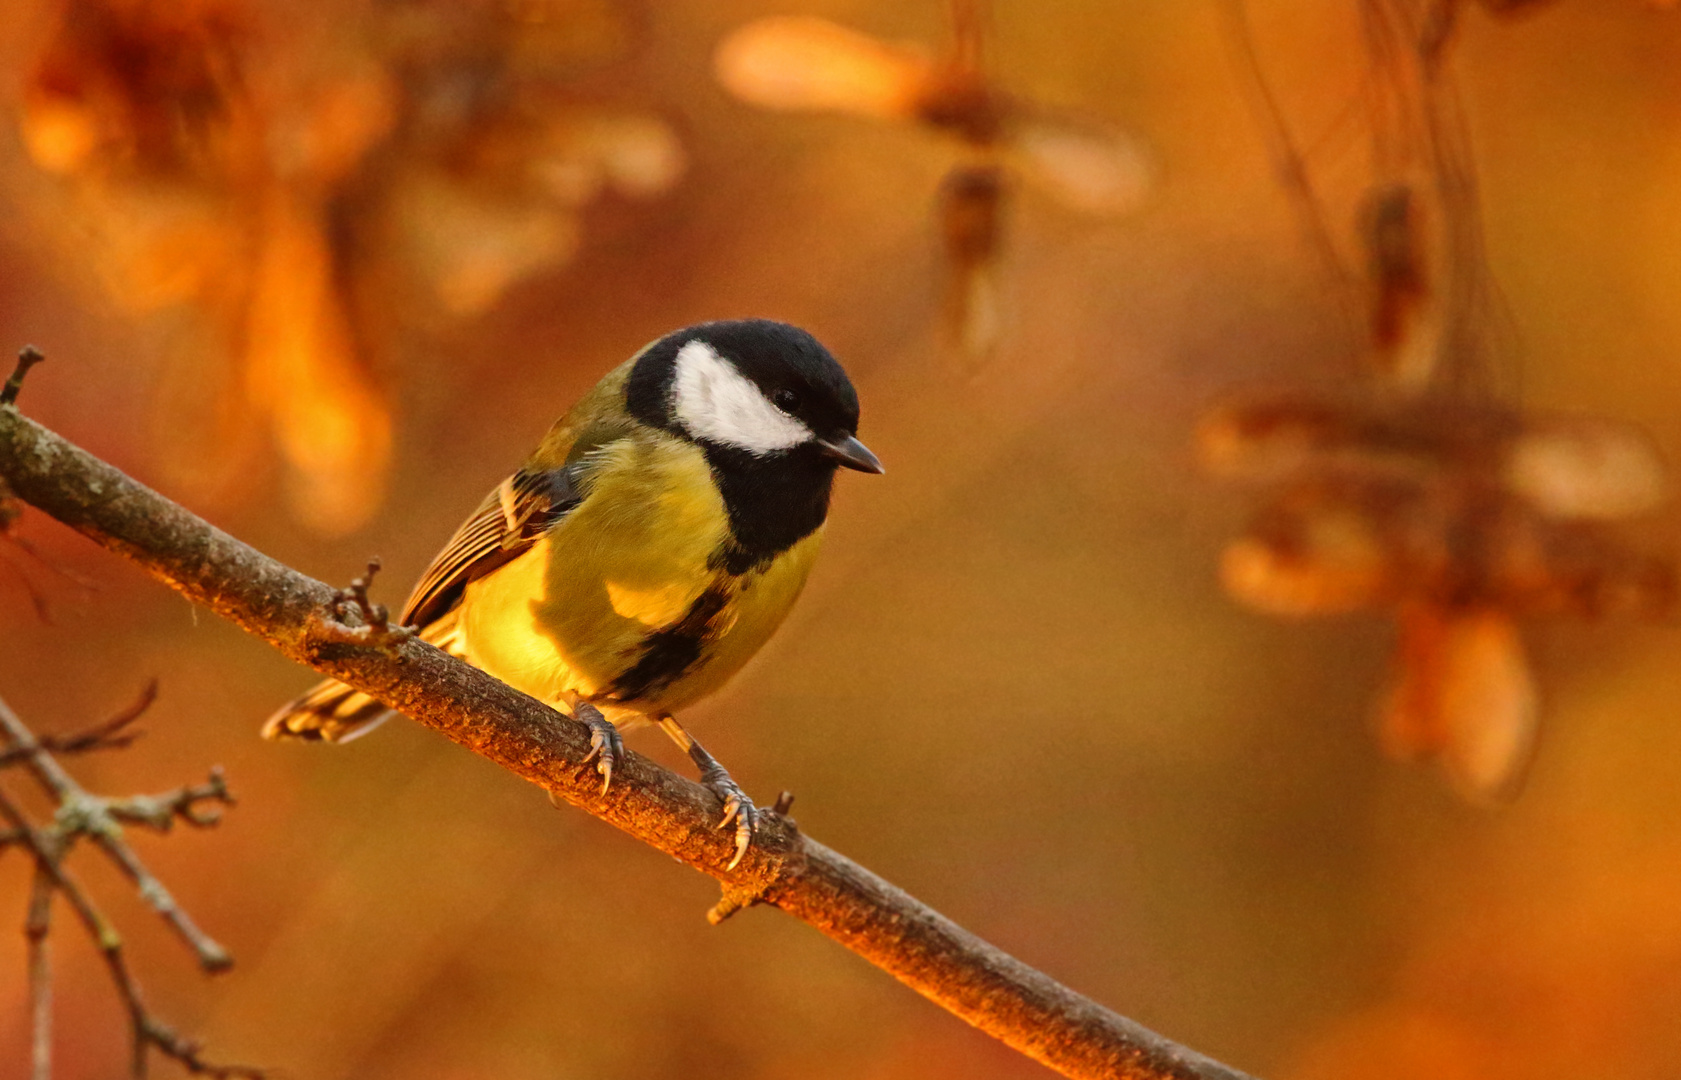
[[773, 388, 801, 414]]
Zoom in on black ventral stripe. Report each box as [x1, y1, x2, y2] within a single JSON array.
[[607, 587, 731, 702]]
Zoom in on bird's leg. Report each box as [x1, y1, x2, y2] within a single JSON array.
[[657, 715, 756, 871], [571, 699, 622, 796]]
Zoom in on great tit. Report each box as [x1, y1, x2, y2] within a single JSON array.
[[264, 319, 882, 864]]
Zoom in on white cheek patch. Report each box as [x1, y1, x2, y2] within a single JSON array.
[[671, 339, 812, 455]]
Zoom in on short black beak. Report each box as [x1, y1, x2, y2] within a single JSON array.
[[818, 434, 884, 474]]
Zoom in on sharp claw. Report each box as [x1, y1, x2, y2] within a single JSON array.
[[710, 784, 756, 869], [681, 732, 759, 870], [717, 794, 756, 871], [726, 811, 753, 872], [573, 703, 621, 797]]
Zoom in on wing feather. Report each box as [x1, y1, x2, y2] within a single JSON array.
[[400, 467, 583, 629]]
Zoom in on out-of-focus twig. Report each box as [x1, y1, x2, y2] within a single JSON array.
[[0, 688, 258, 1078], [0, 679, 156, 768], [0, 784, 260, 1080], [0, 697, 234, 971], [1218, 0, 1361, 323], [0, 362, 1257, 1080], [1, 351, 97, 624], [26, 866, 51, 1080]]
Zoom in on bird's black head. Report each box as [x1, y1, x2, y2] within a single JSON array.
[[625, 319, 882, 474], [624, 319, 882, 570]]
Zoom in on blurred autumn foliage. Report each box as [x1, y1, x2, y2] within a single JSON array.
[[5, 1, 1681, 1079], [1200, 0, 1679, 803], [13, 0, 680, 532]]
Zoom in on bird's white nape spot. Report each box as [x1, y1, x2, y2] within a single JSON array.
[[670, 339, 811, 455]]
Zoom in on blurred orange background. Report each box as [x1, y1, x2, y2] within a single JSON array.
[[5, 1, 1681, 1077]]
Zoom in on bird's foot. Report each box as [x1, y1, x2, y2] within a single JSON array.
[[655, 716, 760, 871], [693, 752, 757, 871], [574, 702, 623, 795]]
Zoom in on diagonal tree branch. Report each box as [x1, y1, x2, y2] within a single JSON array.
[[0, 367, 1259, 1080]]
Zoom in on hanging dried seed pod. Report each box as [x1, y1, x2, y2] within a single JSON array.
[[1377, 602, 1537, 802], [939, 163, 1007, 358], [714, 6, 1148, 359], [713, 16, 936, 121]]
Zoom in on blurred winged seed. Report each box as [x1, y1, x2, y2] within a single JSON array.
[[1197, 399, 1365, 483], [1202, 385, 1676, 795], [1504, 419, 1670, 520], [939, 165, 1008, 358], [1378, 606, 1538, 803], [1219, 490, 1393, 617], [1007, 111, 1153, 215], [1359, 182, 1442, 388], [713, 16, 933, 120], [555, 113, 686, 198], [395, 171, 583, 317], [714, 7, 1149, 359]]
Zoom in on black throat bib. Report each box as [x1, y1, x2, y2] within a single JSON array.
[[702, 442, 837, 574]]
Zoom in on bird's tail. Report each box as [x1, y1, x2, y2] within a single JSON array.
[[262, 612, 462, 743], [262, 679, 392, 743]]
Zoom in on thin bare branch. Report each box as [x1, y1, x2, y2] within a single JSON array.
[[0, 548, 54, 623], [0, 781, 261, 1079], [1218, 0, 1361, 324], [1, 469, 97, 625], [102, 768, 234, 831], [0, 680, 156, 767], [0, 376, 1260, 1080], [0, 697, 233, 971], [27, 866, 52, 1080]]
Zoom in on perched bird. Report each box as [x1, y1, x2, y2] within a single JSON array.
[[265, 319, 882, 864]]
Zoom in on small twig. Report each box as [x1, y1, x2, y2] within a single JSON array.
[[1218, 0, 1361, 324], [311, 558, 415, 655], [0, 706, 259, 1078], [4, 533, 98, 591], [27, 865, 52, 1080], [0, 680, 156, 767], [0, 550, 54, 624], [1, 478, 52, 624], [0, 696, 233, 971], [0, 346, 44, 409], [1, 472, 97, 625], [102, 768, 233, 831], [705, 883, 764, 925]]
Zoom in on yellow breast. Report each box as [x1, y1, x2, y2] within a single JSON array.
[[457, 434, 823, 716]]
